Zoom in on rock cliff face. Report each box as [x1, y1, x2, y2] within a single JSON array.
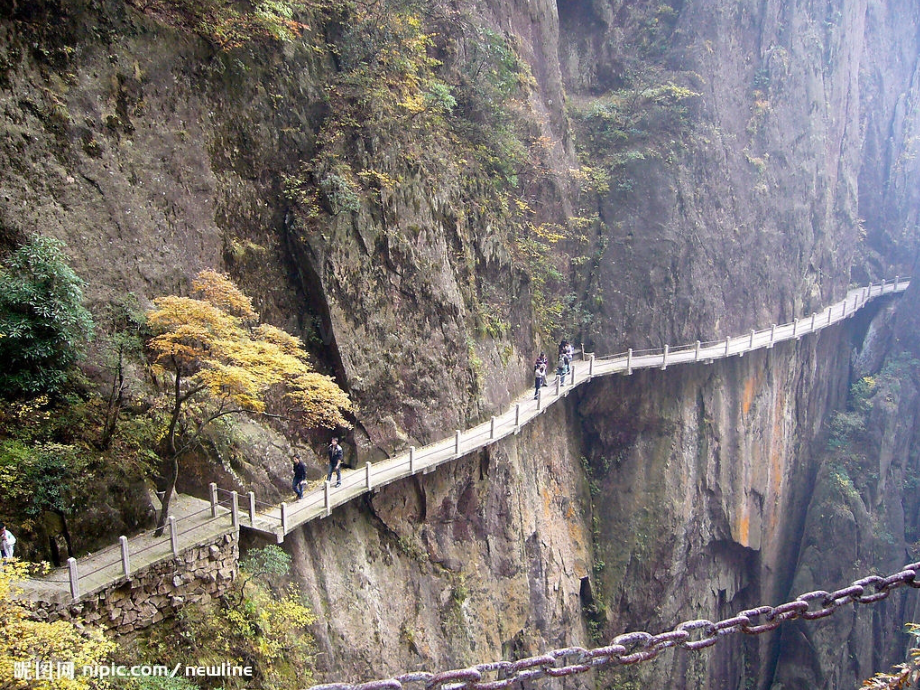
[[1, 0, 920, 688], [571, 318, 851, 689], [286, 404, 593, 684], [559, 0, 919, 352], [769, 283, 920, 690]]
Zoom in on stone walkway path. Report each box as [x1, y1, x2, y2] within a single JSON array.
[[17, 493, 234, 605]]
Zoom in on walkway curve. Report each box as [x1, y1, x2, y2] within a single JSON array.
[[245, 277, 910, 542]]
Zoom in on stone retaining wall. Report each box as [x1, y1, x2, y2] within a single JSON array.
[[31, 532, 239, 635]]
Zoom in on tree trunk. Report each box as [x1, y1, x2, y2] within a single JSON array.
[[48, 534, 61, 567], [59, 510, 74, 558], [154, 361, 184, 537], [153, 453, 178, 537], [100, 345, 126, 451]]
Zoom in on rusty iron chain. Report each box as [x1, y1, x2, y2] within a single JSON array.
[[308, 560, 920, 690]]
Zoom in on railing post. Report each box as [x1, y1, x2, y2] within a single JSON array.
[[169, 516, 179, 557], [810, 313, 816, 331], [827, 307, 832, 325], [455, 430, 461, 457], [230, 491, 239, 529], [515, 403, 521, 428], [570, 363, 576, 385], [324, 481, 331, 517], [556, 375, 561, 395], [694, 340, 701, 361], [581, 342, 586, 360], [209, 482, 218, 518], [248, 491, 256, 525], [537, 386, 543, 411], [409, 446, 416, 473], [490, 416, 496, 440], [793, 318, 799, 339], [626, 348, 633, 375], [366, 461, 373, 490], [895, 275, 900, 291], [842, 299, 848, 318], [280, 502, 288, 534], [660, 345, 669, 370], [589, 353, 595, 377], [769, 324, 776, 348], [68, 557, 79, 600], [120, 535, 130, 578], [724, 336, 731, 357], [749, 329, 755, 350]]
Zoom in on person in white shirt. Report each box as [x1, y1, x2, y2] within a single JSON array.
[[0, 524, 16, 559]]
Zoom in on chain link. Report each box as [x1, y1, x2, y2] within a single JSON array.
[[308, 560, 920, 690]]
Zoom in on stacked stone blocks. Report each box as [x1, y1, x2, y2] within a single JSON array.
[[29, 532, 239, 635]]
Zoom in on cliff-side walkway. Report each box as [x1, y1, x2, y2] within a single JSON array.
[[19, 278, 910, 603], [18, 493, 234, 605], [248, 279, 909, 541]]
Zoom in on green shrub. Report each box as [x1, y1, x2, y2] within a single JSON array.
[[0, 236, 94, 398], [119, 559, 317, 690], [0, 440, 86, 518]]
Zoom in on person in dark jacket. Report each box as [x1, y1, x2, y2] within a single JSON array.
[[327, 437, 343, 487], [292, 454, 307, 500]]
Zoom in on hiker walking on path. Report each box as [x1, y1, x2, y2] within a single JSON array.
[[534, 359, 546, 398], [536, 352, 548, 387], [327, 437, 343, 487], [1, 524, 16, 560], [557, 349, 570, 385], [565, 341, 576, 361], [292, 454, 307, 500]]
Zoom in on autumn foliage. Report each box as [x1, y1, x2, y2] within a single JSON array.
[[0, 561, 115, 689], [145, 270, 353, 530], [147, 269, 353, 430]]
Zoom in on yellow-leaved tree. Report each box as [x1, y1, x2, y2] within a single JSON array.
[[0, 561, 116, 689], [146, 270, 354, 531]]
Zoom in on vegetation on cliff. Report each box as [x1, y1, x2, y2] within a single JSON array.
[[277, 0, 594, 348], [820, 353, 920, 564], [145, 269, 353, 531], [0, 236, 94, 398], [0, 561, 116, 690], [0, 252, 352, 562], [116, 546, 317, 690], [124, 0, 312, 48], [862, 625, 920, 689]]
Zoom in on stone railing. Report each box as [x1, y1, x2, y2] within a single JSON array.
[[27, 532, 238, 634], [20, 494, 238, 605]]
